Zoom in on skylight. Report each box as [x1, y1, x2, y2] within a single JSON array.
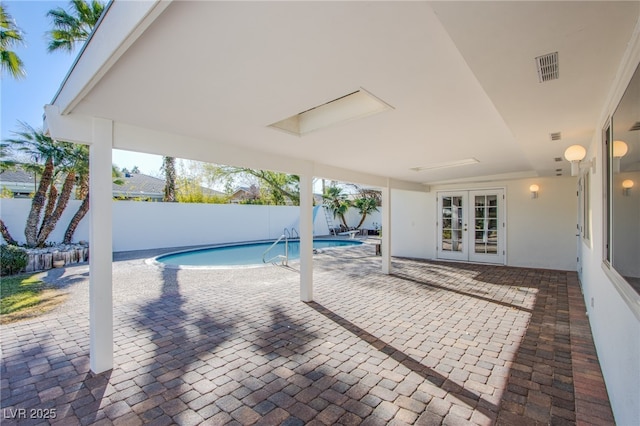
[[269, 89, 393, 136], [410, 158, 479, 172]]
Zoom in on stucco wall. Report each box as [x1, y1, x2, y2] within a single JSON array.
[[390, 189, 432, 259], [576, 34, 640, 424], [579, 159, 640, 424], [429, 177, 578, 271], [0, 199, 383, 252], [0, 198, 90, 246]]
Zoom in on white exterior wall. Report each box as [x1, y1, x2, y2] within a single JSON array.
[[576, 42, 640, 423], [0, 198, 90, 246], [579, 149, 640, 424], [0, 199, 322, 251], [427, 177, 578, 270], [504, 178, 578, 270], [390, 189, 433, 259], [0, 200, 381, 252]]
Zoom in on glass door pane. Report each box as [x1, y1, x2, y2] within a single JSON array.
[[438, 193, 467, 261], [438, 190, 504, 264], [441, 196, 463, 252], [469, 190, 503, 263]]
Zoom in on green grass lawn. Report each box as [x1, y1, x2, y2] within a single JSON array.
[[0, 274, 66, 322]]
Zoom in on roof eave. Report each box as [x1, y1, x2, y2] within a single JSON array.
[[49, 0, 172, 117]]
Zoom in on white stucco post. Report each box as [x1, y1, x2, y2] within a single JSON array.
[[381, 181, 391, 274], [89, 118, 114, 373], [299, 172, 314, 302]]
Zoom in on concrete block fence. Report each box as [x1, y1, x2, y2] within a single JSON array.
[[0, 199, 381, 252]]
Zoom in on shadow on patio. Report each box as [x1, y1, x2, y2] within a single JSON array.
[[0, 247, 613, 425]]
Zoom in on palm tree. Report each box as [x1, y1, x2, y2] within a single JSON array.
[[323, 185, 351, 229], [1, 123, 75, 247], [63, 157, 124, 244], [353, 196, 379, 229], [0, 3, 26, 79], [46, 0, 105, 53], [162, 156, 177, 202], [44, 0, 106, 243]]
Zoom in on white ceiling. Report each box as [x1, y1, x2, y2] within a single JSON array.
[[68, 1, 639, 185]]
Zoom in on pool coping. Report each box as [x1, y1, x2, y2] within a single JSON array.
[[146, 237, 371, 270]]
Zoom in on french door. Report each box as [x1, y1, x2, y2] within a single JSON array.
[[437, 189, 505, 264]]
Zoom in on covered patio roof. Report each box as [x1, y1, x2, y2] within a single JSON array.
[[41, 0, 640, 379], [45, 1, 639, 185]]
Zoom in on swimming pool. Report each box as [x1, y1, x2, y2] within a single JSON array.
[[154, 239, 362, 268]]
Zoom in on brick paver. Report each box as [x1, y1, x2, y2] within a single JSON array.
[[0, 244, 613, 424]]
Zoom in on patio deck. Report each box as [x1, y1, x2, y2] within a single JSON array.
[[1, 244, 613, 425]]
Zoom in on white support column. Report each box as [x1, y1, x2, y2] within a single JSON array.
[[299, 172, 314, 302], [89, 118, 114, 373], [381, 181, 391, 274]]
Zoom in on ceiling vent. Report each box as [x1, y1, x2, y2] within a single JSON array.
[[554, 157, 563, 162], [535, 52, 559, 82], [550, 132, 562, 141], [629, 121, 640, 131]]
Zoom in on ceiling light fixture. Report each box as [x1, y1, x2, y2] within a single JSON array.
[[564, 145, 586, 176], [410, 158, 479, 172], [613, 140, 628, 173], [269, 88, 393, 136]]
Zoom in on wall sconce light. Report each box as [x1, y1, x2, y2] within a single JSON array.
[[622, 179, 634, 196], [564, 145, 587, 176], [529, 184, 539, 199], [613, 140, 628, 173]]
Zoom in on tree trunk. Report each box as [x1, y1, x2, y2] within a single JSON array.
[[356, 213, 367, 229], [24, 157, 54, 247], [339, 213, 348, 228], [0, 219, 18, 245], [163, 156, 177, 202], [36, 170, 76, 247], [43, 183, 58, 220], [63, 175, 89, 244], [63, 195, 89, 244]]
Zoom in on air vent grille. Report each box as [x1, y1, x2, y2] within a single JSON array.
[[554, 157, 563, 162], [536, 52, 559, 82], [550, 132, 562, 141], [630, 121, 640, 131]]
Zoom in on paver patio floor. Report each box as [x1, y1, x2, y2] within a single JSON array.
[[1, 244, 613, 425]]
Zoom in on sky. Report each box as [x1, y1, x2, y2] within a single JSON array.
[[1, 0, 163, 175]]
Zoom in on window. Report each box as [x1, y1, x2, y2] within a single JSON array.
[[606, 63, 640, 295]]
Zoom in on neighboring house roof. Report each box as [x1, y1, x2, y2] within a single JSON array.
[[114, 173, 224, 200], [113, 173, 166, 200], [1, 167, 56, 197], [1, 168, 223, 201]]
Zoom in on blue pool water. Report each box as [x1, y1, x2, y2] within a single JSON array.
[[155, 239, 362, 267]]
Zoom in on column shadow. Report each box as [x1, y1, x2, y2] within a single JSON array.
[[307, 301, 499, 418]]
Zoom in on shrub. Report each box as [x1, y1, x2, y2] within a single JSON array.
[[1, 245, 28, 276]]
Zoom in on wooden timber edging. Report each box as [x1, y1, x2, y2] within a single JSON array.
[[23, 245, 89, 273]]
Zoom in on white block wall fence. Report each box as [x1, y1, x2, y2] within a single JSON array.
[[0, 199, 382, 252]]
